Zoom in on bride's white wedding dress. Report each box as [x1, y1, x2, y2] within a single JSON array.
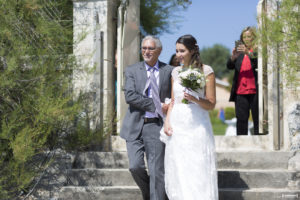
[[160, 65, 218, 200]]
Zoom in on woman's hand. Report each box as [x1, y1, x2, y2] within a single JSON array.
[[162, 103, 169, 115], [231, 44, 249, 61], [184, 74, 216, 110], [236, 44, 248, 54], [230, 48, 241, 61], [183, 92, 198, 102], [164, 122, 173, 136]]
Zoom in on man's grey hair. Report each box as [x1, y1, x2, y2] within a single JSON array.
[[141, 35, 162, 49]]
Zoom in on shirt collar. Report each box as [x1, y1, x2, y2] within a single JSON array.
[[145, 61, 159, 71]]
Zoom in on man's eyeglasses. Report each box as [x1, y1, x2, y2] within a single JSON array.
[[141, 47, 156, 51]]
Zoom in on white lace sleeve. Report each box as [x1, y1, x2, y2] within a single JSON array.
[[171, 66, 182, 81], [203, 65, 214, 77]]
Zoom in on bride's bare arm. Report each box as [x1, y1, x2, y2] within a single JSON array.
[[164, 78, 174, 136], [184, 73, 216, 110]]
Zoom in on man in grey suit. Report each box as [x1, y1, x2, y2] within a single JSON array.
[[120, 35, 173, 200]]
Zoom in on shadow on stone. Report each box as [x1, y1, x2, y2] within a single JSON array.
[[218, 170, 248, 200]]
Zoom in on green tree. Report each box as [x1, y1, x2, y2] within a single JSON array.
[[201, 44, 231, 79], [0, 1, 98, 198], [140, 0, 191, 35], [259, 0, 300, 86]]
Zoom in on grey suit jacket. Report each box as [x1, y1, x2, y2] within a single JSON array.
[[120, 61, 173, 141]]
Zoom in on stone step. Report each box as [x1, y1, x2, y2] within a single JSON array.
[[59, 186, 142, 200], [73, 152, 129, 169], [73, 151, 292, 169], [67, 169, 136, 187], [218, 169, 296, 189], [59, 186, 300, 200], [219, 188, 300, 200], [217, 151, 293, 169], [67, 168, 296, 189]]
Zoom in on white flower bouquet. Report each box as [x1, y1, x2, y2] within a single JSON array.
[[178, 66, 206, 104]]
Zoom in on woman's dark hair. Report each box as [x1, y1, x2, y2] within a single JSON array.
[[176, 34, 203, 68], [169, 53, 179, 66]]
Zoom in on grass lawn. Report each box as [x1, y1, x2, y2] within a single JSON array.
[[210, 115, 227, 136], [209, 108, 235, 136], [212, 120, 227, 135]]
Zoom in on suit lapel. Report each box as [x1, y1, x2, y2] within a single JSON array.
[[158, 61, 166, 94], [139, 62, 149, 95]]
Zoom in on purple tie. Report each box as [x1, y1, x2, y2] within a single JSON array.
[[149, 67, 163, 118]]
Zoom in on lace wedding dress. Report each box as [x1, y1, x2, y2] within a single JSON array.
[[160, 65, 218, 200]]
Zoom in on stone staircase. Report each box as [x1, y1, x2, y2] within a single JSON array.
[[58, 151, 300, 200], [217, 151, 300, 200]]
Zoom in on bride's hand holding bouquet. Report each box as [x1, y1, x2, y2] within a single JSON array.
[[178, 66, 206, 104]]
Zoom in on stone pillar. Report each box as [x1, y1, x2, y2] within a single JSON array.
[[257, 0, 269, 135], [263, 0, 300, 151], [116, 0, 140, 133], [73, 0, 117, 145], [112, 0, 140, 151], [264, 0, 283, 150], [280, 2, 300, 151]]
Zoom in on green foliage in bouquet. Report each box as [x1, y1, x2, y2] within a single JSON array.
[[178, 66, 206, 104]]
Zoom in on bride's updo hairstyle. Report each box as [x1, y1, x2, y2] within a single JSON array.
[[176, 34, 203, 69]]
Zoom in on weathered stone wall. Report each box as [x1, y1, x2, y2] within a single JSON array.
[[288, 103, 300, 151], [73, 0, 117, 131]]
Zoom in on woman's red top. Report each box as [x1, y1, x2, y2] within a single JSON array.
[[236, 50, 256, 94]]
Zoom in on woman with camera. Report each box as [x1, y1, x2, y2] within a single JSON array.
[[227, 26, 258, 135]]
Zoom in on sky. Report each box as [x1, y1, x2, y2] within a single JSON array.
[[159, 0, 259, 64]]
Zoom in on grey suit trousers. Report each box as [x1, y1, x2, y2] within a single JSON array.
[[126, 119, 167, 200]]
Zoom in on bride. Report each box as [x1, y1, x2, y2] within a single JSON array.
[[161, 34, 218, 200]]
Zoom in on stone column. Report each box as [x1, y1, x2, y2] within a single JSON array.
[[264, 0, 300, 151], [280, 2, 300, 151], [112, 0, 140, 151], [264, 0, 282, 150], [116, 0, 140, 133], [257, 0, 269, 135], [73, 0, 117, 148]]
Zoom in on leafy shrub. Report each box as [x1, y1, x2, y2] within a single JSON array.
[[0, 1, 107, 198]]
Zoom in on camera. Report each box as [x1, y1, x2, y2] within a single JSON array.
[[235, 40, 243, 49]]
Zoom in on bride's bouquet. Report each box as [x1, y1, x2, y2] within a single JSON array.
[[178, 66, 206, 104]]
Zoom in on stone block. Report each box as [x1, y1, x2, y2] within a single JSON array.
[[59, 186, 142, 200], [111, 135, 127, 152], [67, 169, 136, 186], [73, 152, 129, 169]]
